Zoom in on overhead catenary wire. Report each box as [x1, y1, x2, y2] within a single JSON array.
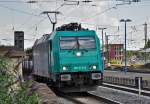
[[82, 6, 117, 21], [0, 1, 147, 32], [0, 0, 118, 3], [0, 4, 41, 17], [0, 0, 144, 30], [0, 0, 64, 32], [0, 0, 150, 49], [0, 0, 57, 3], [24, 2, 65, 37]]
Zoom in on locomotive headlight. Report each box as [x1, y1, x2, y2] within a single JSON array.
[[92, 73, 101, 80], [92, 65, 97, 70], [63, 66, 67, 71], [76, 52, 81, 57]]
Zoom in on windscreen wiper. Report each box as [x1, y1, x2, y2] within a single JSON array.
[[68, 42, 77, 52], [78, 44, 88, 52]]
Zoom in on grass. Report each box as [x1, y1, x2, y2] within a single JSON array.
[[0, 56, 40, 104]]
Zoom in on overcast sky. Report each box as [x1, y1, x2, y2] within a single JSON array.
[[0, 0, 150, 50]]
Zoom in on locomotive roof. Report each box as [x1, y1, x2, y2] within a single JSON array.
[[33, 30, 96, 46], [33, 34, 51, 46], [56, 30, 96, 36]]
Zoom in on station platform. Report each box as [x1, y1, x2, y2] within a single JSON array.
[[104, 70, 150, 80], [90, 85, 150, 104]]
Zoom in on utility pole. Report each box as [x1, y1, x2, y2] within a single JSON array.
[[98, 27, 107, 69], [144, 22, 147, 63], [144, 22, 147, 48], [98, 27, 107, 50], [105, 33, 109, 63]]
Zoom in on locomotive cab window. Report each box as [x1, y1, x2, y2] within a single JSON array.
[[60, 37, 77, 50], [60, 36, 96, 50], [78, 37, 96, 49]]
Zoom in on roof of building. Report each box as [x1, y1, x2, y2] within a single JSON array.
[[5, 50, 25, 58], [109, 44, 124, 46], [0, 45, 25, 58], [0, 45, 14, 51]]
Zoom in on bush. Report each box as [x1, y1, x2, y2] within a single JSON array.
[[0, 56, 40, 104], [111, 59, 120, 64]]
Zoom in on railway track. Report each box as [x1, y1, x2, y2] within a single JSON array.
[[56, 92, 121, 104]]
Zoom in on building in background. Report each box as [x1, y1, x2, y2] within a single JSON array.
[[14, 31, 24, 51], [0, 31, 25, 79], [109, 44, 124, 64], [0, 45, 25, 79]]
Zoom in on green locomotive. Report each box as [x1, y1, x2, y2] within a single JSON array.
[[33, 23, 104, 92]]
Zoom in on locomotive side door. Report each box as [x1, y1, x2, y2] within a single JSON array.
[[48, 40, 52, 78]]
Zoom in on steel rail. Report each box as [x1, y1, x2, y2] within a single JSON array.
[[86, 92, 122, 104], [56, 91, 121, 104], [55, 92, 87, 104]]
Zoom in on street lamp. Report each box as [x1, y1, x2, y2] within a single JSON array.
[[120, 19, 132, 73]]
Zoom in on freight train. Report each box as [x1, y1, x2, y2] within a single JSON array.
[[23, 23, 104, 92]]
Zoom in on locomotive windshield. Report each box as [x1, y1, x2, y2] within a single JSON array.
[[60, 36, 96, 50]]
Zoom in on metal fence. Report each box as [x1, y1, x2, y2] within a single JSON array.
[[103, 76, 150, 90]]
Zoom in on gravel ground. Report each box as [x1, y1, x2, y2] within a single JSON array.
[[74, 96, 106, 104], [90, 86, 150, 104], [58, 97, 75, 104], [35, 83, 59, 104], [57, 94, 107, 104]]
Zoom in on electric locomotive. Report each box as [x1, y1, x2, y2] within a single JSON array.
[[32, 23, 104, 92]]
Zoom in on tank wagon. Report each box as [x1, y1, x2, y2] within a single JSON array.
[[32, 23, 104, 92]]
